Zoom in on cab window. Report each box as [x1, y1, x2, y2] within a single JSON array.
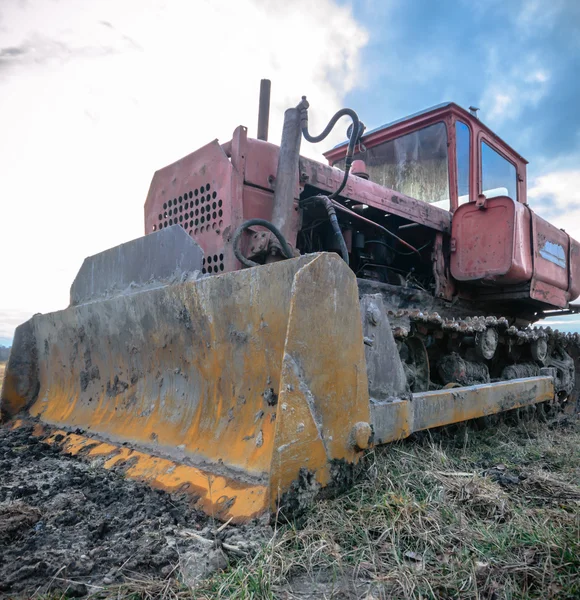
[[334, 122, 450, 208], [481, 141, 517, 201], [455, 121, 470, 205]]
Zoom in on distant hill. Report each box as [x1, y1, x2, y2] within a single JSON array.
[[0, 346, 10, 362]]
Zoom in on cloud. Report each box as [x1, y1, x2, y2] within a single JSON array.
[[0, 309, 34, 340], [528, 169, 580, 240], [0, 0, 368, 339]]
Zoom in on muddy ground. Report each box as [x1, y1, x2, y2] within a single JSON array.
[[0, 424, 270, 598]]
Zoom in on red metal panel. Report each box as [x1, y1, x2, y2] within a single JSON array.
[[530, 279, 568, 308], [300, 158, 451, 233], [532, 213, 569, 291], [244, 139, 282, 192], [144, 138, 235, 274], [569, 239, 580, 300], [450, 197, 532, 283]]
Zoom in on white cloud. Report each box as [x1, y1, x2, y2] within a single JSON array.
[[488, 93, 512, 120], [528, 169, 580, 240], [0, 0, 368, 339]]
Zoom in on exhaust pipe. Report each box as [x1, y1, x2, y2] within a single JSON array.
[[271, 103, 304, 240], [257, 79, 271, 141]]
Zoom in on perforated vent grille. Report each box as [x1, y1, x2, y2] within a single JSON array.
[[202, 252, 225, 274], [151, 182, 224, 236]]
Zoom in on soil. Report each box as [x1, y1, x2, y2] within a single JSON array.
[[0, 424, 270, 598]]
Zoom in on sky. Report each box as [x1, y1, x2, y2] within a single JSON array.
[[0, 0, 579, 345]]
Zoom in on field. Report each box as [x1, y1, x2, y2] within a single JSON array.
[[0, 382, 578, 598]]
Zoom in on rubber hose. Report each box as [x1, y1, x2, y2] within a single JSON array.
[[300, 104, 362, 200], [329, 212, 349, 265], [232, 218, 294, 268]]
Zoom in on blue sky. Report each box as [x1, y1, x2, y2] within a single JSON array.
[[344, 0, 579, 174], [0, 0, 579, 344], [340, 0, 580, 333]]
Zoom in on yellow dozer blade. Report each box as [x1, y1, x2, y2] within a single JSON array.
[[1, 227, 555, 523]]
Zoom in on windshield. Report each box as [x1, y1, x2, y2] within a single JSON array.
[[456, 120, 470, 205], [481, 141, 517, 201], [334, 122, 450, 208]]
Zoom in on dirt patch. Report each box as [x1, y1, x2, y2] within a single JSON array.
[[0, 424, 270, 598]]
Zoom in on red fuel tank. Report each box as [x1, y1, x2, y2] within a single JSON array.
[[450, 196, 579, 308]]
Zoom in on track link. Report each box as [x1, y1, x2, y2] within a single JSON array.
[[388, 309, 580, 411]]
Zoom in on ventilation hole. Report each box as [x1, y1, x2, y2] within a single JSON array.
[[218, 209, 223, 217], [164, 211, 167, 218], [212, 211, 217, 219], [178, 196, 182, 203], [202, 268, 206, 274], [189, 220, 193, 228], [211, 222, 217, 230], [179, 215, 183, 222], [200, 225, 205, 233], [184, 202, 188, 210], [219, 253, 224, 261], [195, 218, 199, 226], [206, 183, 211, 191], [201, 216, 205, 224], [164, 221, 168, 227], [189, 191, 193, 199], [195, 198, 199, 206], [201, 206, 205, 214], [219, 220, 223, 227], [152, 224, 157, 231], [212, 191, 217, 199], [169, 218, 173, 225], [220, 263, 224, 272], [200, 185, 205, 193], [163, 202, 167, 209], [213, 254, 217, 262], [218, 199, 223, 207], [212, 201, 217, 210], [159, 223, 163, 230], [207, 256, 212, 264], [168, 209, 172, 216], [180, 206, 184, 213]]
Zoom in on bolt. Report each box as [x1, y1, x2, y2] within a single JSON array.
[[350, 421, 373, 450]]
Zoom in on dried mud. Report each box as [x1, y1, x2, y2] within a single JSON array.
[[0, 424, 269, 598]]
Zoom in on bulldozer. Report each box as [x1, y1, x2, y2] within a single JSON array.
[[2, 80, 579, 523]]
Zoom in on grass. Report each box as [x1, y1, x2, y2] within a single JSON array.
[[66, 412, 579, 600]]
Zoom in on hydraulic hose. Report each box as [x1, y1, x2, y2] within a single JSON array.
[[299, 98, 363, 200], [232, 218, 294, 268], [329, 199, 421, 256], [300, 195, 349, 265], [234, 99, 362, 268]]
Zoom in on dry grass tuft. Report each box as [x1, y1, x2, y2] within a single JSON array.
[[197, 414, 580, 599]]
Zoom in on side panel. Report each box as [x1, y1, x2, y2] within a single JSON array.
[[144, 137, 236, 273], [450, 197, 532, 283], [532, 213, 570, 290], [569, 238, 580, 300]]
